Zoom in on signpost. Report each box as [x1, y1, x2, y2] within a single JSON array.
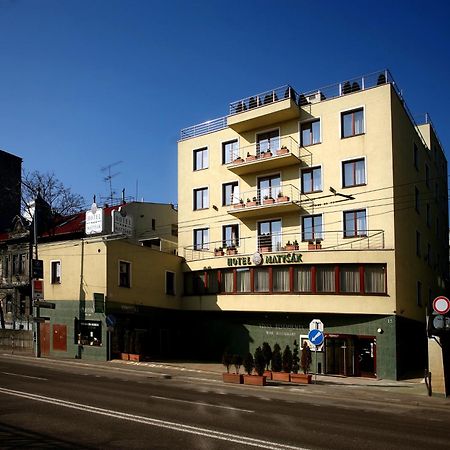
[[308, 320, 325, 383], [432, 296, 450, 315]]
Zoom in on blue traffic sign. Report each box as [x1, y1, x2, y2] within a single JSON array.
[[308, 329, 324, 346]]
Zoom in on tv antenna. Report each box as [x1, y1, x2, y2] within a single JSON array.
[[101, 160, 123, 205]]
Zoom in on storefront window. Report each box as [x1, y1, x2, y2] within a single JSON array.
[[316, 266, 335, 292], [76, 320, 102, 346], [222, 270, 234, 293], [236, 268, 250, 292], [294, 266, 311, 292], [254, 268, 269, 292], [273, 267, 289, 292], [340, 265, 360, 293]]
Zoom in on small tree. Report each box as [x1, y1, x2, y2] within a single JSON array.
[[243, 352, 254, 375], [292, 340, 300, 374], [282, 345, 293, 373], [271, 343, 282, 372], [222, 350, 232, 373], [300, 342, 312, 374], [232, 354, 243, 374], [262, 342, 272, 370], [254, 346, 265, 376]]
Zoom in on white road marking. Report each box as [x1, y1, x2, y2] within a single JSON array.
[[2, 372, 47, 381], [150, 395, 254, 413], [0, 387, 309, 450]]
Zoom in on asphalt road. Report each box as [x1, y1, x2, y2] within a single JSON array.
[[0, 355, 449, 449]]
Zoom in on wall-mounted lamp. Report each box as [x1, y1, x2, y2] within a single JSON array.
[[377, 328, 384, 334]]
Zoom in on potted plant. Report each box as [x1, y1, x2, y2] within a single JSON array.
[[276, 145, 289, 156], [226, 245, 238, 255], [285, 240, 295, 251], [293, 239, 299, 250], [291, 340, 300, 375], [244, 349, 266, 386], [271, 343, 288, 381], [292, 342, 312, 384], [233, 156, 244, 164], [223, 350, 243, 384], [232, 354, 243, 375], [276, 191, 290, 203], [246, 196, 258, 207], [263, 195, 275, 205], [214, 247, 224, 256], [315, 238, 323, 249], [234, 198, 245, 209], [262, 342, 273, 379], [273, 345, 292, 382], [308, 240, 316, 250], [246, 152, 257, 162], [261, 150, 272, 159]]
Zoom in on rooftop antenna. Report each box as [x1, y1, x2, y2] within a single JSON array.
[[101, 161, 123, 205]]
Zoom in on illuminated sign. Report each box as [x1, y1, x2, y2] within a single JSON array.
[[227, 252, 303, 267]]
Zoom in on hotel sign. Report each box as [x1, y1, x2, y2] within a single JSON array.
[[86, 204, 103, 235], [227, 252, 303, 267]]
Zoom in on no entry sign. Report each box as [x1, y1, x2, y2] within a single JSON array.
[[432, 296, 450, 315]]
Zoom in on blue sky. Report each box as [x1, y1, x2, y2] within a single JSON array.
[[0, 0, 449, 208]]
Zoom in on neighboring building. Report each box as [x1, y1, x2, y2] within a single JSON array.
[[177, 70, 449, 380], [0, 149, 22, 232]]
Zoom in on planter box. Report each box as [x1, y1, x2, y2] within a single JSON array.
[[272, 372, 291, 382], [246, 156, 257, 162], [276, 148, 289, 156], [226, 248, 238, 255], [121, 353, 129, 361], [308, 242, 316, 250], [276, 196, 290, 203], [285, 245, 299, 251], [233, 203, 245, 209], [129, 353, 142, 362], [243, 375, 266, 386], [214, 251, 224, 256], [290, 373, 312, 384], [259, 246, 270, 253], [233, 158, 244, 164], [261, 152, 272, 159], [263, 198, 275, 205], [263, 370, 272, 380], [223, 373, 243, 384], [246, 201, 257, 207]]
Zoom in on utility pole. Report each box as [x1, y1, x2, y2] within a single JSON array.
[[33, 195, 40, 358]]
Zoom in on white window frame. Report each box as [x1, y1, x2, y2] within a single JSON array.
[[255, 127, 281, 155], [50, 260, 61, 284], [340, 156, 367, 188], [118, 260, 132, 288], [339, 105, 366, 139], [165, 270, 176, 295]]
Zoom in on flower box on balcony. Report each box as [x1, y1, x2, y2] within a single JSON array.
[[285, 244, 299, 251], [261, 151, 272, 159], [246, 154, 257, 162], [246, 201, 258, 207], [276, 196, 290, 203], [226, 247, 238, 255], [233, 157, 244, 164], [259, 246, 271, 253], [214, 249, 224, 256], [233, 203, 245, 209], [276, 147, 289, 156], [263, 198, 275, 205], [308, 242, 316, 250]]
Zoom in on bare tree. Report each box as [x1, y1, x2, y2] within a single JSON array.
[[21, 170, 85, 217]]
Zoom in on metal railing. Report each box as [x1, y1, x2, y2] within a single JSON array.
[[183, 229, 385, 261], [229, 84, 298, 116], [228, 183, 301, 209], [180, 116, 227, 140]]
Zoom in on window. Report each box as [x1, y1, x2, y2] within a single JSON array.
[[316, 266, 335, 292], [222, 182, 239, 206], [258, 174, 281, 201], [364, 265, 385, 293], [413, 143, 418, 169], [236, 268, 251, 293], [194, 228, 209, 250], [119, 261, 131, 287], [165, 271, 175, 295], [51, 260, 61, 284], [223, 224, 239, 248], [415, 187, 420, 213], [207, 271, 219, 294], [171, 224, 178, 237], [300, 120, 320, 146], [341, 108, 364, 138], [76, 319, 102, 346], [342, 158, 365, 187], [222, 140, 238, 164], [302, 214, 323, 241], [344, 210, 366, 237], [193, 187, 209, 210], [294, 266, 311, 292], [273, 267, 290, 292], [417, 281, 422, 307], [258, 219, 282, 252], [12, 254, 26, 275], [2, 256, 9, 278], [193, 147, 208, 170], [256, 130, 280, 156], [416, 231, 421, 257], [222, 269, 234, 293], [254, 268, 269, 292], [340, 265, 360, 293], [301, 167, 322, 193]]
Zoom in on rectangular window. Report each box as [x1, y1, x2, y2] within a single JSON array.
[[417, 281, 422, 307], [258, 219, 282, 252], [300, 120, 320, 146], [194, 228, 209, 250], [340, 265, 360, 293], [207, 271, 219, 294], [364, 265, 386, 293], [341, 108, 364, 138], [302, 214, 323, 241], [273, 267, 290, 292], [342, 158, 365, 187], [222, 269, 234, 293], [193, 187, 209, 210], [223, 224, 239, 248], [51, 261, 61, 284], [236, 268, 251, 293], [3, 256, 9, 278], [256, 130, 280, 156], [344, 210, 366, 237], [12, 254, 20, 275], [301, 167, 322, 193], [294, 266, 311, 292], [171, 224, 178, 237], [415, 187, 420, 213], [76, 319, 102, 346], [222, 182, 239, 206], [254, 268, 269, 292], [166, 271, 175, 295], [193, 147, 208, 170], [119, 261, 131, 287], [222, 140, 239, 164], [416, 230, 421, 256], [316, 266, 335, 292]]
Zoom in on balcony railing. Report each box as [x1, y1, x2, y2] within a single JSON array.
[[183, 229, 385, 261], [229, 84, 298, 116], [180, 116, 227, 140]]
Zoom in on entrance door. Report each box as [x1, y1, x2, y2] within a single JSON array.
[[355, 337, 376, 377], [325, 337, 355, 376], [40, 322, 50, 356]]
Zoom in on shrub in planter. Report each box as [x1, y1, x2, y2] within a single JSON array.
[[232, 354, 243, 374], [243, 352, 254, 375], [301, 342, 312, 374], [292, 340, 300, 374], [271, 343, 282, 372], [254, 346, 265, 376], [262, 342, 272, 371], [282, 345, 293, 374], [222, 350, 232, 373]]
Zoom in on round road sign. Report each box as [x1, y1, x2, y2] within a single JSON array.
[[432, 296, 450, 315]]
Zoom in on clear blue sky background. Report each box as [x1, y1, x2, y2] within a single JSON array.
[[0, 0, 449, 208]]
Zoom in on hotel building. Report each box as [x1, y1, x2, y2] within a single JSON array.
[[177, 70, 448, 380]]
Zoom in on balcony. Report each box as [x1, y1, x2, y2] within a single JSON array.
[[228, 184, 302, 218], [227, 136, 312, 175], [227, 85, 300, 133], [183, 229, 385, 262]]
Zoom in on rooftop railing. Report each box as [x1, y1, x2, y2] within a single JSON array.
[[180, 116, 227, 140], [182, 229, 385, 262]]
